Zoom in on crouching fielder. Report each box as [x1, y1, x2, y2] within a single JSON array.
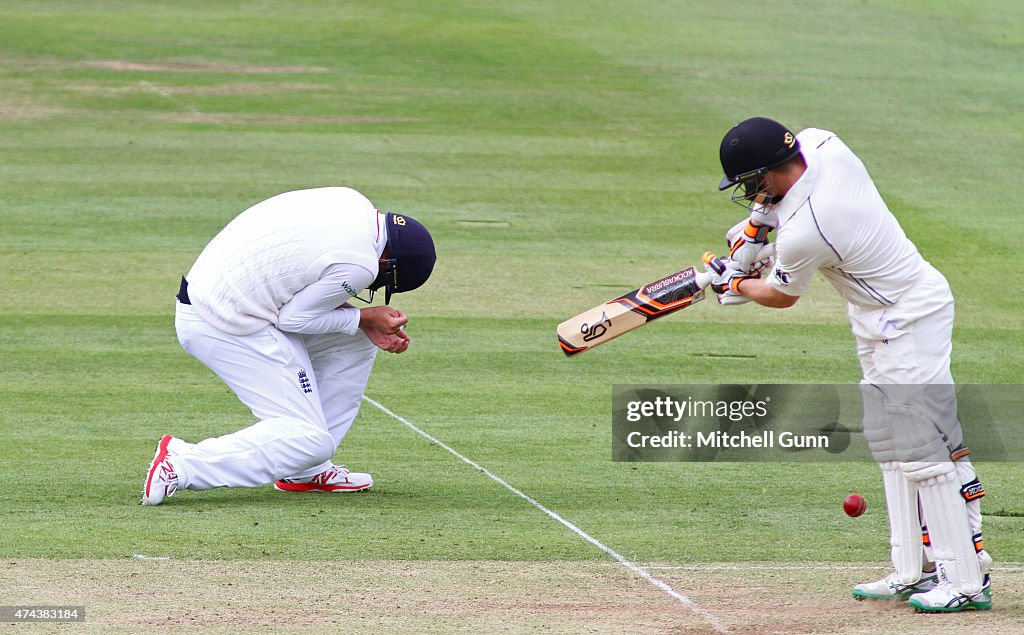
[[710, 118, 991, 612], [142, 187, 436, 505]]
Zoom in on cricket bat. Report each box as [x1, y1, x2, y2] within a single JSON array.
[[557, 253, 724, 357]]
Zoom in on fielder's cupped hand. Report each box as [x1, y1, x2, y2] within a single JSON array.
[[359, 306, 411, 354]]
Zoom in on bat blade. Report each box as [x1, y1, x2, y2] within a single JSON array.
[[557, 301, 647, 356], [557, 264, 713, 357]]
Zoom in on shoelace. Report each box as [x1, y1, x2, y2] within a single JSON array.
[[314, 466, 351, 484], [885, 571, 934, 593], [931, 580, 983, 600], [159, 463, 178, 494]]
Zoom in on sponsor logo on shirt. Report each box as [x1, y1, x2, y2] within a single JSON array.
[[341, 281, 357, 296], [774, 267, 791, 285]]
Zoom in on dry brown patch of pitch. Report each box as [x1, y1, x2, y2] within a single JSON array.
[[648, 561, 1023, 634], [154, 113, 425, 125], [77, 60, 329, 74], [3, 560, 1021, 634], [0, 559, 689, 634], [64, 82, 328, 96], [0, 102, 64, 120]]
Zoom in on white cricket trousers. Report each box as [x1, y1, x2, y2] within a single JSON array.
[[171, 302, 378, 490], [850, 264, 984, 570]]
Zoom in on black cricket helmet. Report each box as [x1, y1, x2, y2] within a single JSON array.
[[718, 117, 801, 208], [368, 212, 436, 304]]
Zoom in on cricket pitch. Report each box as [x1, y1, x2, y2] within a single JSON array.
[[2, 559, 1021, 634]]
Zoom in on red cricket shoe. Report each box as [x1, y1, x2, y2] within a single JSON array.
[[141, 434, 179, 506], [274, 465, 373, 493]]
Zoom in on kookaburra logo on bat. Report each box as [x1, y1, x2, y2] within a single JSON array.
[[581, 311, 612, 341]]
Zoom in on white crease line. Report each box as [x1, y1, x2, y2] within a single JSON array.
[[139, 80, 201, 114], [131, 554, 173, 561], [364, 396, 727, 633], [649, 564, 882, 571], [646, 563, 1024, 572]]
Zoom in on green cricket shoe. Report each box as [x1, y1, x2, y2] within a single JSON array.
[[908, 575, 992, 612], [852, 571, 939, 601]]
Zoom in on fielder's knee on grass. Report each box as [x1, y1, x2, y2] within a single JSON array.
[[176, 417, 338, 489], [264, 421, 337, 479], [315, 426, 337, 463]]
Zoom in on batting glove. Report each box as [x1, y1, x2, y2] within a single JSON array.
[[743, 245, 775, 277], [727, 219, 774, 273], [727, 223, 775, 277], [704, 257, 757, 296], [717, 289, 752, 305]]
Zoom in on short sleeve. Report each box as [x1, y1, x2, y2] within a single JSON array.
[[767, 230, 835, 297]]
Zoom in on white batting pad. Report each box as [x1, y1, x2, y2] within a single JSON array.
[[880, 462, 922, 584], [917, 470, 983, 594]]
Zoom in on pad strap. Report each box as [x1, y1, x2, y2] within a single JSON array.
[[961, 478, 986, 501], [950, 445, 971, 462]]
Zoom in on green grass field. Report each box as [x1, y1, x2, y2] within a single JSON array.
[[2, 1, 1023, 632]]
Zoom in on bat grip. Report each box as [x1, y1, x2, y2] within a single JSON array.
[[701, 251, 727, 275], [693, 252, 727, 290]]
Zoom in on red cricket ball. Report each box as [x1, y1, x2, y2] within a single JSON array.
[[844, 494, 867, 517]]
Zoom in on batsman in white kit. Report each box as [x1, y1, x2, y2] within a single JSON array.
[[142, 187, 436, 505], [707, 118, 992, 612]]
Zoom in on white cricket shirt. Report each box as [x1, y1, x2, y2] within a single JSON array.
[[765, 129, 926, 307], [186, 187, 387, 335]]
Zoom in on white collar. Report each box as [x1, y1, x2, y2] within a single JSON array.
[[772, 145, 818, 226], [375, 211, 388, 258]]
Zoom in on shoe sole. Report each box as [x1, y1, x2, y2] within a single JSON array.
[[141, 434, 173, 505], [909, 589, 992, 613], [910, 600, 992, 612], [853, 592, 908, 601], [852, 574, 939, 602], [273, 481, 373, 493], [852, 586, 934, 602], [852, 590, 923, 602]]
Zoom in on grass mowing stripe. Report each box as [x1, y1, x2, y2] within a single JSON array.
[[363, 395, 728, 634]]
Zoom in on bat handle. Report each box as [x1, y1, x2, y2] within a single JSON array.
[[694, 251, 726, 290], [702, 251, 727, 275], [688, 252, 720, 292]]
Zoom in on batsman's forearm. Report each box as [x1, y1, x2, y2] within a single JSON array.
[[735, 278, 799, 308]]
